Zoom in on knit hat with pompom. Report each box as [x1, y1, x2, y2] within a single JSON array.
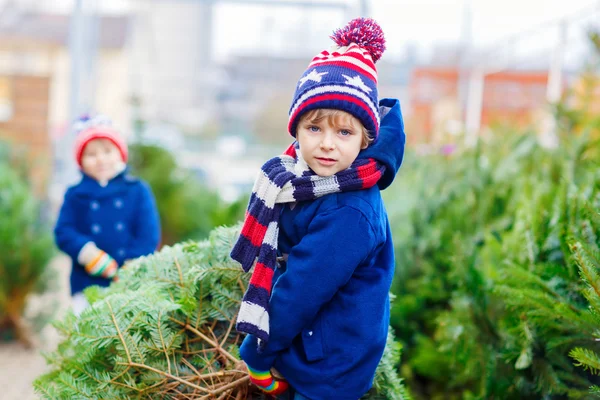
[[73, 114, 128, 168], [287, 17, 386, 140]]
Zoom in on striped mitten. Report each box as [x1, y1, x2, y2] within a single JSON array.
[[85, 250, 118, 279], [247, 365, 289, 395], [78, 242, 118, 279]]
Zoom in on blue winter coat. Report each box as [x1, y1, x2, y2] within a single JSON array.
[[240, 98, 405, 400], [54, 169, 161, 294]]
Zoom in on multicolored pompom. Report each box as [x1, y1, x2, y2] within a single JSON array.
[[331, 17, 386, 63]]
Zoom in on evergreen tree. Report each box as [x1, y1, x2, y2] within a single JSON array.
[[387, 129, 600, 399], [0, 147, 55, 347], [128, 144, 247, 245]]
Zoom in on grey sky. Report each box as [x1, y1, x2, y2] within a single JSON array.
[[211, 0, 599, 65], [26, 0, 600, 64]]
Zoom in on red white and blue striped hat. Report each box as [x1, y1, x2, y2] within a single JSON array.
[[288, 17, 386, 140]]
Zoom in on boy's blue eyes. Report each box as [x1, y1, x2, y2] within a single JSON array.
[[306, 126, 353, 136]]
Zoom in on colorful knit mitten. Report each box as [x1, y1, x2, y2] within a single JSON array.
[[247, 366, 289, 395], [78, 242, 118, 279]]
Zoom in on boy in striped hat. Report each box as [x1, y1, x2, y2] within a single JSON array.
[[54, 114, 161, 315], [230, 18, 406, 399]]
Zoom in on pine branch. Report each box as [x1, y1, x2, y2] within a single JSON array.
[[570, 347, 600, 374], [570, 239, 600, 298]]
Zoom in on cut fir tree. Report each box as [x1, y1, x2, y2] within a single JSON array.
[[0, 160, 55, 347], [34, 226, 410, 400]]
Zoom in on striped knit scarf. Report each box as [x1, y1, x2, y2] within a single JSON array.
[[230, 142, 385, 345]]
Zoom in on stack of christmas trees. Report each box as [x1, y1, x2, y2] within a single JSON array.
[[34, 226, 410, 399], [386, 119, 600, 398]]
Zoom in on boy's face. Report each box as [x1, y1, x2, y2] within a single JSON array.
[[297, 110, 366, 177], [81, 138, 123, 182]]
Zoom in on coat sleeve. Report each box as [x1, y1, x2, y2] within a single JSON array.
[[54, 190, 93, 262], [240, 205, 376, 371], [125, 181, 161, 260]]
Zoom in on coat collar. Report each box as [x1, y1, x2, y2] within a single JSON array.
[[359, 98, 406, 191], [76, 167, 138, 196]]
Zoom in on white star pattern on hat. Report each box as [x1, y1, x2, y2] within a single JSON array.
[[342, 74, 372, 93], [298, 69, 328, 88]]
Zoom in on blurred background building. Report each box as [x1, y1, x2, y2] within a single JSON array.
[[0, 0, 598, 202]]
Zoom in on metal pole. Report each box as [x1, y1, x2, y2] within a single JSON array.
[[63, 0, 85, 186], [84, 1, 101, 114], [69, 0, 84, 125], [198, 0, 214, 110], [546, 20, 566, 104], [359, 0, 369, 17], [457, 0, 472, 125], [464, 66, 484, 147], [65, 0, 100, 185], [539, 20, 566, 149]]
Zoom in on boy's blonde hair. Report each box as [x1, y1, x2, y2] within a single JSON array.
[[299, 109, 373, 149]]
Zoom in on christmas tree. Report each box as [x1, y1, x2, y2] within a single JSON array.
[[0, 145, 55, 347]]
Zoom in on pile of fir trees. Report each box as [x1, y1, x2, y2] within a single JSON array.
[[384, 30, 600, 399], [0, 142, 55, 346], [386, 29, 600, 399], [386, 120, 600, 398], [35, 226, 411, 400]]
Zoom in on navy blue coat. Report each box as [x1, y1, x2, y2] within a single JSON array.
[[240, 98, 405, 400], [54, 170, 161, 294]]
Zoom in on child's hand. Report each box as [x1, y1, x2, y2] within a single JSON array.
[[246, 365, 289, 395], [78, 242, 118, 279], [84, 250, 118, 279]]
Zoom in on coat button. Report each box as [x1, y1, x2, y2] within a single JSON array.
[[308, 331, 313, 337]]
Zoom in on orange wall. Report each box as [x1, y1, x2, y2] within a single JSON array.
[[0, 75, 51, 196], [408, 67, 549, 143]]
